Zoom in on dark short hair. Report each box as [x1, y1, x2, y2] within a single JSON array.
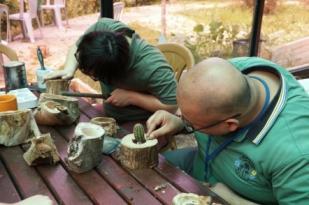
[[76, 31, 130, 83]]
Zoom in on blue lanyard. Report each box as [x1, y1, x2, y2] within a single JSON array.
[[204, 76, 270, 180]]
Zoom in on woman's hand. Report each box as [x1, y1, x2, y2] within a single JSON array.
[[146, 110, 184, 139], [105, 88, 134, 107], [44, 69, 75, 81]]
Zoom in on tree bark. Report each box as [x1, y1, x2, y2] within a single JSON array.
[[120, 134, 158, 170], [66, 122, 104, 173], [34, 93, 80, 125]]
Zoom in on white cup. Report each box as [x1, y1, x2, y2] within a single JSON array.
[[36, 68, 53, 91]]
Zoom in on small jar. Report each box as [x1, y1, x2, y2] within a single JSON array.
[[36, 68, 53, 91]]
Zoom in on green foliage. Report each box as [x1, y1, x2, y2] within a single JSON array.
[[180, 3, 309, 62], [133, 123, 146, 144], [185, 21, 249, 62]]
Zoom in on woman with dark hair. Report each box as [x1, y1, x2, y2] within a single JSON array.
[[45, 18, 177, 121]]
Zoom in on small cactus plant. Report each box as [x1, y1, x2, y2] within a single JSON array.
[[133, 123, 146, 144]]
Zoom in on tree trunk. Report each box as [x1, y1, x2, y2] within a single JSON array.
[[0, 109, 33, 146], [34, 93, 80, 125], [66, 122, 104, 173], [45, 79, 69, 95], [119, 134, 158, 170]]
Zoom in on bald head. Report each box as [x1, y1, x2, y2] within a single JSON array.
[[177, 57, 250, 116]]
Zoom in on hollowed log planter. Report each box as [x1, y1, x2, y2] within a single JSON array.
[[34, 93, 79, 126], [120, 134, 158, 170], [66, 122, 105, 173], [45, 79, 69, 95], [90, 117, 117, 137]]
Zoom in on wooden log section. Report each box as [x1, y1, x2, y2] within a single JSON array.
[[66, 122, 104, 173], [172, 193, 212, 205], [0, 109, 33, 146], [120, 134, 158, 170], [90, 116, 117, 137], [45, 79, 69, 95], [23, 133, 60, 166], [34, 93, 80, 125]]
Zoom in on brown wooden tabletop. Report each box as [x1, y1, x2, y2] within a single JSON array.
[[0, 98, 228, 205]]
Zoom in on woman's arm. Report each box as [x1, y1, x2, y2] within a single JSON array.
[[44, 44, 78, 80], [105, 88, 178, 113]]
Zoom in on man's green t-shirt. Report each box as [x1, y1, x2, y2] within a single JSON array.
[[192, 57, 309, 204], [77, 18, 177, 121]]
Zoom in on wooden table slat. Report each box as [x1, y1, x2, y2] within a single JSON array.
[[0, 154, 21, 203], [156, 155, 228, 204], [0, 147, 57, 204], [97, 156, 162, 205], [39, 126, 127, 205], [129, 168, 181, 205], [36, 165, 93, 205], [78, 99, 104, 119]]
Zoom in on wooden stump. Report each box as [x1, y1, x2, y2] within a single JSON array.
[[0, 109, 33, 146], [34, 93, 80, 125], [66, 122, 105, 173], [23, 133, 60, 166], [45, 79, 69, 95], [119, 134, 158, 170], [172, 193, 212, 205], [90, 117, 117, 136]]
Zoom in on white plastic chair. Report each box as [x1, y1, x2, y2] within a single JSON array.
[[113, 2, 125, 21], [9, 0, 43, 43], [40, 0, 69, 29], [0, 4, 10, 43]]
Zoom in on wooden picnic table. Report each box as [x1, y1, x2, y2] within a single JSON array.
[[0, 96, 228, 205]]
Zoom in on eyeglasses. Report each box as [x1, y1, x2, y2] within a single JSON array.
[[181, 113, 241, 134]]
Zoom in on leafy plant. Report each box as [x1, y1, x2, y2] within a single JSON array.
[[185, 21, 250, 62]]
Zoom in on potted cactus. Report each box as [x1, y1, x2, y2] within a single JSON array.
[[120, 123, 158, 170], [133, 123, 146, 144]]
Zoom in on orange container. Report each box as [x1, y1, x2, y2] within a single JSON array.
[[0, 95, 17, 112]]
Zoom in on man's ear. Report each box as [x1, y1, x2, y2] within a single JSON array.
[[225, 119, 239, 132]]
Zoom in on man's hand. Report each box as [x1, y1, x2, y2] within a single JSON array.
[[105, 88, 134, 107], [146, 110, 184, 139], [44, 69, 75, 81]]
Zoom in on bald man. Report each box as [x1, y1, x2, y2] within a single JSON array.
[[147, 57, 309, 204]]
